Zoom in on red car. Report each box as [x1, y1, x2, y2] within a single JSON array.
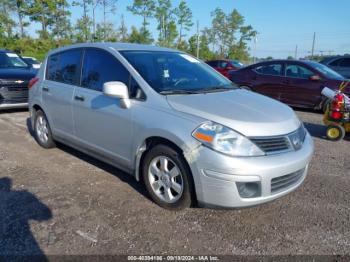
[[206, 59, 245, 78], [229, 60, 350, 111]]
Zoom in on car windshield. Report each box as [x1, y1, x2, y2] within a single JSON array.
[[231, 60, 244, 68], [0, 52, 28, 68], [308, 61, 344, 80], [120, 51, 236, 94]]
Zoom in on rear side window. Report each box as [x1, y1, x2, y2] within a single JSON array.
[[81, 49, 129, 92], [285, 64, 314, 79], [47, 54, 60, 81], [254, 64, 282, 76], [46, 49, 82, 85], [329, 59, 341, 66]]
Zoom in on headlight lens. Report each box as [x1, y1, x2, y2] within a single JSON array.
[[192, 122, 264, 157]]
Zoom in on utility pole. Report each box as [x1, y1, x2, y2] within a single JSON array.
[[311, 32, 316, 59], [294, 45, 298, 59], [196, 20, 200, 58], [253, 35, 258, 63]]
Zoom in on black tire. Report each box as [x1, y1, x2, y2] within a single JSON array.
[[34, 110, 56, 149], [326, 125, 345, 141], [142, 144, 194, 210]]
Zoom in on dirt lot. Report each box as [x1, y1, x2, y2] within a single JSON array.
[[0, 109, 349, 257]]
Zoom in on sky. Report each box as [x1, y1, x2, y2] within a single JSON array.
[[30, 0, 350, 59]]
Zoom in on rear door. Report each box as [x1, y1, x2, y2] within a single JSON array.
[[42, 49, 82, 139], [250, 62, 284, 100], [280, 63, 320, 107], [72, 48, 133, 169]]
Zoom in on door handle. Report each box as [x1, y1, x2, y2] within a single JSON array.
[[74, 95, 85, 102], [42, 87, 49, 92]]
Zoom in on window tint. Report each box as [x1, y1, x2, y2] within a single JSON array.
[[329, 59, 341, 66], [57, 50, 82, 85], [47, 54, 60, 81], [206, 61, 218, 67], [285, 64, 314, 79], [254, 64, 282, 76], [218, 61, 228, 68], [46, 50, 82, 85], [81, 49, 129, 92], [339, 58, 350, 67]]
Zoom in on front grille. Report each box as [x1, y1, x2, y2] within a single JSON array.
[[271, 168, 305, 194], [251, 136, 291, 153], [0, 86, 28, 104]]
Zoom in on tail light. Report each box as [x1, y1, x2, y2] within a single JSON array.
[[28, 77, 39, 89], [330, 93, 345, 119]]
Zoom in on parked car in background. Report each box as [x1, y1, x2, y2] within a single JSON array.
[[22, 56, 41, 69], [29, 43, 313, 210], [206, 59, 245, 78], [320, 55, 350, 79], [229, 60, 350, 111], [0, 49, 37, 109]]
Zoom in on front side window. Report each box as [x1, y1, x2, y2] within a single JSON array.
[[120, 51, 234, 94], [308, 61, 344, 80], [218, 61, 228, 68], [81, 49, 129, 92], [0, 52, 28, 68], [329, 59, 341, 67], [254, 64, 282, 76], [285, 64, 313, 79]]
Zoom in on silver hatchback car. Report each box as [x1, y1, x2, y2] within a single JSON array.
[[29, 43, 314, 209]]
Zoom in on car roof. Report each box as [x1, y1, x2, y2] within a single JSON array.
[[48, 42, 179, 56], [248, 59, 319, 68]]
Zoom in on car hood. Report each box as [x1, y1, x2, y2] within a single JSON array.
[[0, 67, 37, 81], [166, 89, 301, 137]]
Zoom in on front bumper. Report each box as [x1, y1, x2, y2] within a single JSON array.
[[187, 133, 314, 208], [0, 102, 28, 110]]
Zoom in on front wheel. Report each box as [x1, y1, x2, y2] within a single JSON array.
[[142, 145, 194, 210]]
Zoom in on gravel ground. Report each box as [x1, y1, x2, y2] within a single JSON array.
[[0, 109, 349, 257]]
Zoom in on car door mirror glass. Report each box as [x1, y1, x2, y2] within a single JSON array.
[[103, 81, 130, 108]]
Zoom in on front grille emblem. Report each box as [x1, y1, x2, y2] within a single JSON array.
[[15, 80, 24, 84]]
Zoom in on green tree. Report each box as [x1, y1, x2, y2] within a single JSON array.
[[27, 0, 60, 38], [117, 15, 128, 42], [174, 0, 193, 44], [8, 0, 29, 37], [73, 0, 92, 41], [0, 0, 17, 38], [127, 0, 155, 33], [155, 0, 176, 47], [51, 0, 71, 40]]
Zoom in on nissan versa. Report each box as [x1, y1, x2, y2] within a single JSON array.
[[28, 43, 314, 209]]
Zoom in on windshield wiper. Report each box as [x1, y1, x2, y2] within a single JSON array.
[[197, 86, 236, 93], [159, 89, 200, 95]]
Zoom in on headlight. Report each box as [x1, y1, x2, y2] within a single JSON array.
[[192, 122, 265, 157]]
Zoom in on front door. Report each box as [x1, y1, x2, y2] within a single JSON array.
[[280, 63, 321, 107], [72, 48, 133, 169]]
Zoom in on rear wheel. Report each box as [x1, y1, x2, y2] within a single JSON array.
[[326, 125, 345, 141], [321, 98, 331, 113], [34, 110, 56, 148], [142, 144, 194, 210]]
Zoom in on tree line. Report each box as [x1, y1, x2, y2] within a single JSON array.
[[0, 0, 257, 61]]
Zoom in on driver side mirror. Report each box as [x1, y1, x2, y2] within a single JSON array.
[[103, 81, 130, 108], [309, 75, 321, 81]]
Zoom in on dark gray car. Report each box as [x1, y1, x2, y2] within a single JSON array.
[[320, 55, 350, 79]]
